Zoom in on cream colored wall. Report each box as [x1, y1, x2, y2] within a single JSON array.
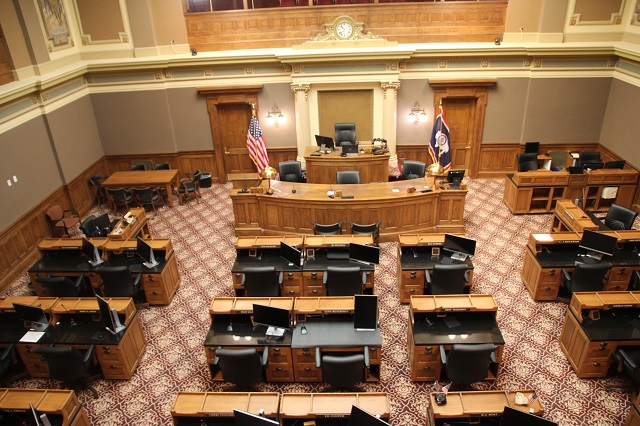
[[75, 0, 125, 42], [150, 0, 189, 45], [483, 78, 529, 143], [397, 80, 434, 146], [600, 78, 640, 166]]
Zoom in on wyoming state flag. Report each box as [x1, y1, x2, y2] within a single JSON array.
[[428, 111, 451, 171]]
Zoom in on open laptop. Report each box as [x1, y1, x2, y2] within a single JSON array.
[[342, 144, 359, 155]]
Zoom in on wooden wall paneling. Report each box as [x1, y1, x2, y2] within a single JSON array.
[[268, 148, 299, 170], [177, 151, 218, 181], [598, 144, 640, 212], [67, 157, 109, 217], [104, 154, 179, 175], [395, 146, 432, 167], [477, 143, 519, 178]]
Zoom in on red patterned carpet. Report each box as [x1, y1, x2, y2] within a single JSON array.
[[2, 178, 633, 425]]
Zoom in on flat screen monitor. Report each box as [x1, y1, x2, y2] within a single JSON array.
[[582, 162, 604, 171], [252, 304, 290, 337], [578, 151, 601, 166], [447, 170, 465, 189], [604, 160, 626, 169], [280, 241, 301, 267], [12, 303, 49, 331], [354, 294, 378, 331], [500, 407, 557, 426], [348, 406, 390, 426], [82, 237, 103, 266], [443, 233, 477, 261], [96, 295, 125, 335], [315, 135, 334, 150], [349, 243, 380, 265], [136, 237, 159, 268], [524, 141, 540, 154], [29, 403, 42, 426], [579, 229, 618, 261], [233, 409, 279, 426]]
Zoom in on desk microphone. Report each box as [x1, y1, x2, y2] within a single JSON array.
[[300, 324, 307, 335], [239, 169, 249, 194], [292, 181, 296, 194], [227, 322, 233, 332], [60, 304, 76, 326]]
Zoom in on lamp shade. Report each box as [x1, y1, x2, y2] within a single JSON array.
[[260, 166, 278, 180]]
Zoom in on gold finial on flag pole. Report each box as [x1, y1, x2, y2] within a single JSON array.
[[250, 103, 256, 116]]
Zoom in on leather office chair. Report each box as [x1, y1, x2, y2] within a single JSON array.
[[130, 164, 147, 171], [154, 163, 171, 170], [178, 170, 202, 204], [107, 188, 134, 213], [547, 150, 571, 171], [611, 347, 640, 396], [577, 151, 601, 168], [334, 123, 356, 146], [337, 170, 360, 185], [561, 262, 612, 297], [312, 221, 343, 235], [79, 215, 97, 238], [316, 346, 369, 388], [278, 161, 305, 183], [46, 205, 80, 237], [214, 347, 268, 388], [241, 266, 283, 297], [98, 266, 146, 308], [34, 345, 99, 398], [94, 212, 118, 235], [603, 204, 637, 230], [133, 187, 162, 214], [440, 343, 497, 388], [0, 344, 27, 387], [402, 160, 427, 180], [323, 266, 366, 296], [35, 274, 86, 297], [517, 153, 538, 172], [425, 264, 470, 295], [349, 221, 381, 245], [89, 174, 107, 205]]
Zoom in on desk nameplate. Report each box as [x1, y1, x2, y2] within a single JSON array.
[[410, 295, 497, 313], [294, 297, 354, 314], [210, 297, 295, 315]]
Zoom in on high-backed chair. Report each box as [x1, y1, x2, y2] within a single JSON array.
[[611, 347, 640, 395], [178, 170, 202, 204], [349, 221, 381, 245], [278, 161, 305, 183], [130, 164, 147, 171], [547, 150, 571, 171], [241, 266, 283, 297], [46, 205, 80, 237], [402, 160, 427, 180], [337, 170, 360, 184], [425, 264, 470, 295], [35, 274, 85, 297], [107, 188, 134, 213], [89, 174, 107, 205], [94, 212, 118, 235], [312, 221, 343, 235], [316, 346, 369, 388], [334, 123, 356, 146], [98, 266, 146, 308], [34, 345, 99, 398], [133, 187, 162, 214], [214, 347, 268, 388], [516, 153, 538, 172], [323, 266, 366, 296], [154, 163, 171, 170], [603, 204, 638, 230], [561, 262, 612, 296], [577, 151, 601, 167], [79, 215, 98, 238], [440, 343, 497, 388]]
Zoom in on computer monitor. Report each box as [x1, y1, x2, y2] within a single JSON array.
[[82, 237, 103, 266], [96, 295, 125, 335], [578, 151, 601, 167], [524, 141, 540, 154], [447, 170, 465, 189], [136, 237, 159, 268], [12, 303, 50, 332], [349, 243, 380, 265], [280, 241, 301, 267], [342, 144, 359, 155], [354, 294, 378, 331], [252, 304, 290, 337], [500, 407, 557, 426], [233, 409, 279, 426], [348, 405, 391, 426], [315, 135, 335, 150], [579, 229, 618, 261], [443, 233, 477, 261], [582, 162, 604, 171], [604, 160, 626, 169]]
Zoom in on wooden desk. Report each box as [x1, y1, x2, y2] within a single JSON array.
[[427, 390, 544, 426], [231, 178, 467, 241], [107, 208, 151, 240], [550, 199, 598, 233], [303, 145, 390, 184], [280, 392, 390, 425], [102, 169, 179, 207], [0, 388, 90, 425], [625, 393, 640, 426], [171, 392, 280, 424]]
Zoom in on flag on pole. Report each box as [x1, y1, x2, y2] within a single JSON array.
[[246, 109, 270, 172], [428, 105, 452, 172]]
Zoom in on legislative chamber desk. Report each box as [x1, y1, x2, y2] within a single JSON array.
[[231, 178, 467, 241], [102, 169, 180, 207], [503, 168, 639, 214], [0, 388, 90, 426], [280, 392, 390, 425], [427, 390, 544, 426], [407, 295, 504, 382], [550, 199, 599, 233], [521, 231, 640, 301], [625, 394, 640, 426], [303, 145, 390, 184], [397, 234, 474, 304], [204, 297, 382, 383], [0, 296, 146, 380], [171, 391, 280, 425], [106, 207, 151, 240]]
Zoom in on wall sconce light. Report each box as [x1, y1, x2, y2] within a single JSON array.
[[408, 102, 428, 125], [265, 104, 286, 127]]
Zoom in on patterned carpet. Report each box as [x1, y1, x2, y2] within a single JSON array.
[[2, 178, 634, 425]]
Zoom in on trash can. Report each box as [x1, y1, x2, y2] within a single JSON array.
[[200, 172, 212, 188]]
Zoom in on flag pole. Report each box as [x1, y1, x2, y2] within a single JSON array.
[[427, 100, 445, 176]]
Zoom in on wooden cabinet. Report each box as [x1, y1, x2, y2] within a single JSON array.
[[559, 311, 614, 378], [521, 249, 562, 301], [293, 347, 322, 382], [95, 314, 147, 379], [0, 389, 90, 426], [302, 272, 326, 297], [625, 397, 640, 426], [399, 269, 425, 304], [407, 328, 441, 381], [140, 253, 181, 305], [17, 343, 50, 378], [266, 347, 294, 382]]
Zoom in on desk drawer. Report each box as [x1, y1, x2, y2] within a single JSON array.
[[402, 270, 425, 282], [541, 268, 562, 285], [368, 347, 381, 365], [17, 344, 42, 362], [144, 284, 169, 304], [304, 285, 326, 297], [233, 272, 243, 287], [101, 363, 130, 380], [585, 342, 615, 360], [293, 348, 316, 364], [269, 347, 292, 364], [282, 285, 301, 297], [414, 346, 440, 363], [577, 359, 610, 378], [282, 272, 302, 285], [400, 285, 423, 304], [364, 271, 374, 289], [412, 363, 440, 381], [294, 364, 322, 382], [267, 364, 294, 382], [205, 346, 217, 364], [534, 284, 560, 300]]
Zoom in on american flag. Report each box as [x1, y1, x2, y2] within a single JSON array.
[[246, 113, 270, 172], [528, 392, 538, 404]]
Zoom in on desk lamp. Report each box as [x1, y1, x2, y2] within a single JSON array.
[[260, 166, 278, 195]]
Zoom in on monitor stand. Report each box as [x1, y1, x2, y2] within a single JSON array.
[[585, 251, 602, 262], [265, 326, 285, 338], [450, 252, 468, 261], [30, 322, 49, 332]]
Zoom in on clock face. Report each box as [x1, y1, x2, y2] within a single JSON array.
[[336, 21, 353, 39]]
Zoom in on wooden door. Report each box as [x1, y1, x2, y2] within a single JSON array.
[[217, 103, 255, 175], [442, 98, 475, 171]]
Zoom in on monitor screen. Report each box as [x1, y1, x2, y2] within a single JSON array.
[[447, 169, 465, 183], [524, 141, 540, 154], [579, 229, 617, 257], [97, 295, 117, 334], [348, 406, 390, 426], [582, 162, 604, 171], [12, 303, 49, 330], [252, 304, 290, 330], [137, 237, 159, 268], [82, 237, 103, 266], [315, 135, 334, 150], [354, 294, 378, 331], [342, 144, 359, 155], [349, 243, 380, 265], [280, 242, 301, 267], [579, 151, 601, 165], [604, 160, 625, 169], [500, 407, 557, 426], [443, 233, 476, 257], [29, 403, 41, 426], [233, 409, 279, 426]]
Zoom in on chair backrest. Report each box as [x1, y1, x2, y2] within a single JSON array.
[[154, 163, 171, 170], [402, 160, 427, 180], [312, 221, 343, 235], [35, 275, 83, 297], [34, 345, 92, 382], [334, 123, 356, 146], [94, 213, 114, 233], [325, 265, 363, 296], [216, 348, 263, 386], [445, 343, 496, 385], [566, 262, 612, 293], [349, 221, 381, 244], [130, 164, 147, 171], [547, 150, 571, 170], [517, 153, 538, 172], [98, 266, 137, 297], [88, 175, 104, 187], [337, 170, 360, 185], [577, 151, 601, 167], [321, 353, 365, 387], [79, 215, 97, 237], [107, 188, 129, 204], [605, 204, 637, 230], [243, 266, 280, 297], [279, 161, 303, 182], [133, 187, 154, 204], [429, 264, 469, 295], [46, 205, 64, 221], [0, 344, 15, 376]]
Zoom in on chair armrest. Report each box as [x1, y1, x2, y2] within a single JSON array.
[[562, 268, 571, 282], [241, 274, 246, 286], [363, 346, 370, 367], [425, 270, 431, 284], [584, 209, 608, 231], [315, 347, 321, 368], [278, 272, 284, 285], [464, 270, 470, 283], [261, 346, 269, 366], [213, 346, 222, 365], [74, 274, 84, 289], [490, 350, 497, 364], [132, 273, 142, 286], [323, 272, 328, 285], [83, 345, 96, 364], [361, 272, 367, 285], [439, 345, 447, 363], [633, 271, 640, 290], [0, 344, 15, 362]]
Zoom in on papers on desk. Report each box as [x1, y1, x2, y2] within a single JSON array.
[[532, 233, 553, 242], [20, 331, 45, 343], [391, 189, 400, 193]]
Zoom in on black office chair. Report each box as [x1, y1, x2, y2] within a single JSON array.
[[130, 164, 147, 171], [98, 266, 147, 308], [89, 174, 107, 205], [440, 343, 497, 389], [560, 262, 612, 297], [214, 347, 268, 388], [35, 274, 86, 297], [610, 347, 640, 396], [402, 160, 427, 180], [133, 187, 162, 214], [0, 344, 27, 387], [337, 171, 360, 185], [312, 221, 343, 235], [241, 266, 283, 297], [154, 163, 171, 170], [34, 345, 99, 398], [279, 161, 305, 183], [107, 188, 134, 213], [316, 346, 369, 389], [79, 215, 98, 238], [323, 266, 366, 296], [349, 221, 381, 245], [425, 264, 470, 295], [517, 153, 538, 172], [178, 170, 202, 204], [577, 151, 601, 168], [603, 204, 638, 230], [334, 123, 356, 146], [94, 212, 118, 235]]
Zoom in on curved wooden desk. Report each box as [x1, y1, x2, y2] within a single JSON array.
[[231, 177, 466, 242], [303, 146, 389, 184]]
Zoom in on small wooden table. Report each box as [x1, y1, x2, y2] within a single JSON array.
[[102, 170, 179, 207]]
